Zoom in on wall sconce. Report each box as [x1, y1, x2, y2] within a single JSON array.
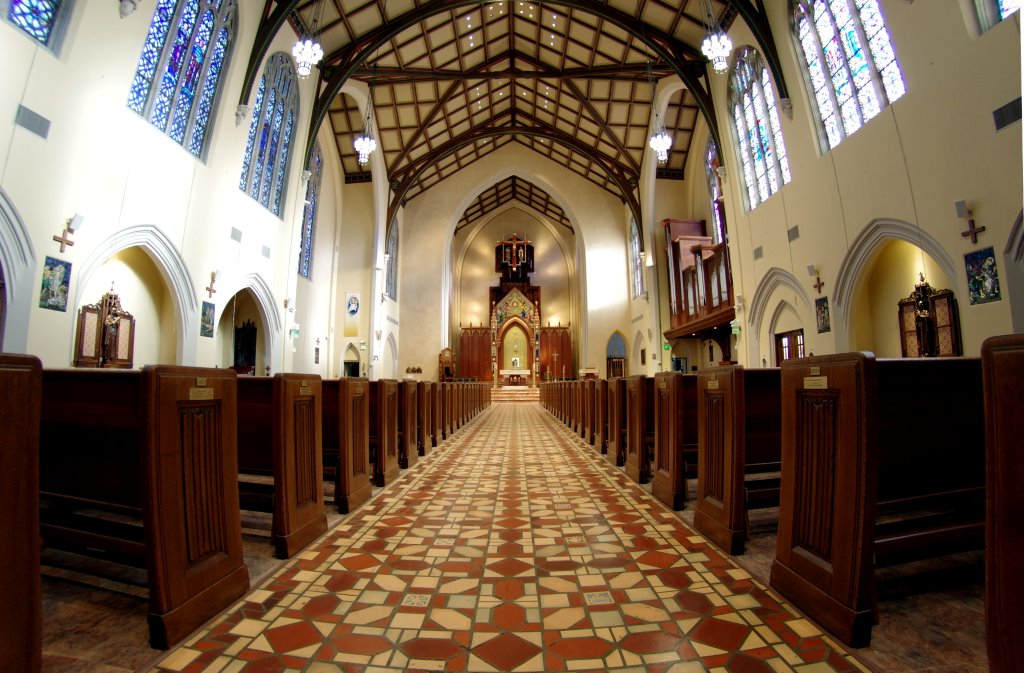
[[645, 252, 654, 267]]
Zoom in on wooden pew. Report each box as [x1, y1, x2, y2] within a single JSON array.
[[692, 366, 781, 553], [236, 375, 327, 558], [593, 379, 608, 454], [982, 334, 1024, 673], [322, 377, 371, 513], [417, 381, 433, 456], [398, 380, 418, 469], [583, 379, 595, 444], [651, 372, 698, 511], [440, 382, 452, 441], [605, 378, 627, 467], [39, 366, 250, 649], [624, 376, 655, 484], [370, 379, 399, 486], [0, 354, 42, 673], [430, 382, 442, 448], [769, 353, 985, 647]]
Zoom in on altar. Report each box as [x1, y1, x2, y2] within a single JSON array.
[[499, 369, 531, 386]]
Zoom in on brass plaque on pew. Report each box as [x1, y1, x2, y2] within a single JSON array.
[[299, 380, 312, 396], [706, 380, 719, 390], [189, 387, 215, 400], [802, 376, 828, 389]]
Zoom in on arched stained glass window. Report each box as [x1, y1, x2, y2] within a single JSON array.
[[975, 0, 1020, 31], [127, 0, 237, 159], [791, 0, 905, 151], [385, 224, 399, 300], [240, 52, 299, 217], [298, 142, 322, 279], [705, 139, 725, 244], [629, 218, 645, 300], [728, 47, 791, 211], [5, 0, 71, 50]]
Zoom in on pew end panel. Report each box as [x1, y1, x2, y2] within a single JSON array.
[[606, 378, 626, 467], [652, 372, 697, 511], [694, 366, 780, 554], [399, 381, 419, 469], [982, 333, 1024, 673], [624, 376, 655, 485], [416, 381, 433, 456], [770, 353, 878, 648], [770, 353, 984, 648], [594, 379, 608, 454], [270, 374, 327, 559], [331, 378, 372, 513], [0, 354, 42, 673], [143, 366, 250, 649]]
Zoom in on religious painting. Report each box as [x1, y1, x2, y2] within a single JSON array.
[[39, 256, 71, 312], [200, 301, 215, 337], [964, 247, 1001, 305], [815, 296, 831, 334], [344, 292, 360, 336]]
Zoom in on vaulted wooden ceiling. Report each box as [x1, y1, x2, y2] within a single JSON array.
[[248, 1, 787, 224]]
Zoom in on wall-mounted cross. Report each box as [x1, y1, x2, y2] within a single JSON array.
[[206, 271, 217, 298], [53, 227, 75, 253], [813, 276, 825, 294], [961, 218, 986, 244]]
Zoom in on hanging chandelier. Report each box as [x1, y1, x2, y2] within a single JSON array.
[[647, 61, 672, 165], [292, 0, 325, 79], [700, 0, 732, 74], [354, 64, 378, 166]]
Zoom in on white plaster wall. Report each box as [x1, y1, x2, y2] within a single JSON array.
[[400, 143, 629, 380], [687, 0, 1021, 363], [0, 2, 324, 368], [336, 180, 374, 375]]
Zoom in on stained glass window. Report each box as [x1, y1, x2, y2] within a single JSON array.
[[5, 0, 69, 50], [385, 224, 399, 300], [705, 139, 725, 244], [630, 218, 645, 299], [298, 142, 322, 279], [791, 0, 904, 152], [728, 47, 791, 211], [127, 0, 236, 160], [975, 0, 1020, 30], [239, 52, 299, 217]]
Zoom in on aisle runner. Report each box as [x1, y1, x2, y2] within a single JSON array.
[[151, 403, 867, 673]]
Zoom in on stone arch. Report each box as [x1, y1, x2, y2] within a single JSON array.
[[1002, 209, 1024, 333], [0, 187, 36, 352], [384, 332, 398, 379], [73, 224, 198, 364], [632, 329, 647, 368], [833, 218, 960, 350], [747, 267, 813, 359], [220, 272, 282, 374], [497, 316, 533, 372]]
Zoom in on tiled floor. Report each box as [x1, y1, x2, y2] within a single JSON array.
[[143, 403, 871, 673]]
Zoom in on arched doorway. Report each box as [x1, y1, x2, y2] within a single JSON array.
[[217, 289, 266, 375], [606, 331, 627, 378], [343, 343, 361, 377], [847, 239, 955, 357], [75, 246, 178, 366]]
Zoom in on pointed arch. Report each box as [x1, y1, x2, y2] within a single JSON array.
[[832, 218, 960, 350], [220, 272, 282, 374], [747, 267, 813, 362], [384, 332, 398, 379], [632, 329, 647, 367], [443, 166, 586, 362], [73, 224, 198, 364], [0, 187, 36, 352]]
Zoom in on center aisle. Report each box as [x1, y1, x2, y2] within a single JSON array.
[[150, 402, 868, 673]]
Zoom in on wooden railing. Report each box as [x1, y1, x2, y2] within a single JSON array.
[[666, 241, 735, 337]]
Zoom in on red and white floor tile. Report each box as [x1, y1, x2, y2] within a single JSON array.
[[149, 403, 870, 673]]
